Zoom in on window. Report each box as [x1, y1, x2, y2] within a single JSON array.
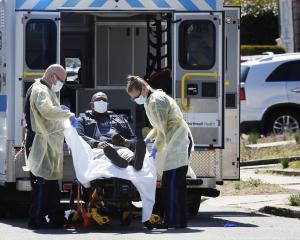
[[266, 60, 300, 82], [241, 65, 250, 82], [26, 19, 57, 69], [179, 20, 215, 70], [65, 57, 81, 83]]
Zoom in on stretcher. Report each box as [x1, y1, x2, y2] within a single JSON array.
[[63, 126, 159, 228], [65, 178, 160, 229]]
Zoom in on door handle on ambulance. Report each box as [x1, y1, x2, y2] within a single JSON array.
[[181, 72, 218, 112]]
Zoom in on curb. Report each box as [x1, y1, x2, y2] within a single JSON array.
[[240, 156, 300, 167], [264, 169, 300, 176], [259, 206, 300, 219]]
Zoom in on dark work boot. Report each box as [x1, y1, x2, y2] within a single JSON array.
[[103, 145, 129, 168], [132, 139, 146, 171]]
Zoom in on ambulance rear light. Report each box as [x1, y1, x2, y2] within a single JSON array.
[[240, 87, 246, 101], [63, 183, 72, 191]]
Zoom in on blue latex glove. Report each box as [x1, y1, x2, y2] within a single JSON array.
[[60, 105, 70, 111], [144, 138, 151, 145], [149, 147, 157, 159], [69, 115, 78, 128]]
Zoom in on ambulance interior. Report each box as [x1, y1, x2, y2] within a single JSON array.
[[24, 11, 214, 136], [59, 12, 172, 136]]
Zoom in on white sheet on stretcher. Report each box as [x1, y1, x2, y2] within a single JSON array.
[[64, 126, 157, 222]]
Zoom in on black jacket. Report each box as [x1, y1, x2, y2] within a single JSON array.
[[76, 110, 137, 148]]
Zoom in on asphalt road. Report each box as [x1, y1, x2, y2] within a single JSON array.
[[0, 203, 299, 240]]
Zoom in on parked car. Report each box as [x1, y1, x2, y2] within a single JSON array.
[[240, 53, 300, 134]]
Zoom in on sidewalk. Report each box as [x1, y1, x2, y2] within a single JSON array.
[[241, 167, 300, 191], [202, 194, 300, 218], [203, 166, 300, 219]]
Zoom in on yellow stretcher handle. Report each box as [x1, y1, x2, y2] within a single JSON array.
[[181, 72, 218, 112]]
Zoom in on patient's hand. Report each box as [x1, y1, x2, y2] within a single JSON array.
[[97, 141, 109, 149], [123, 139, 130, 148]]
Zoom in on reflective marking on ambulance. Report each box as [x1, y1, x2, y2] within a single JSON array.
[[15, 0, 220, 11]]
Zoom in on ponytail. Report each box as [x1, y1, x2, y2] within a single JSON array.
[[126, 75, 150, 93]]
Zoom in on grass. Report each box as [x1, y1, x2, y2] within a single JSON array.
[[294, 132, 300, 144], [281, 158, 289, 169], [248, 132, 260, 144], [288, 194, 300, 206], [218, 178, 298, 196], [240, 133, 300, 162], [289, 160, 300, 169]]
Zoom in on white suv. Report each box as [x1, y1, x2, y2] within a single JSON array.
[[240, 53, 300, 134]]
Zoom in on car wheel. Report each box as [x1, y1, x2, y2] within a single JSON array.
[[266, 110, 300, 134]]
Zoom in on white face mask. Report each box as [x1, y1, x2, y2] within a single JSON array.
[[94, 100, 108, 113], [134, 94, 147, 105], [51, 76, 64, 93]]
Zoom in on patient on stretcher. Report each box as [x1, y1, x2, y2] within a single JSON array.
[[64, 125, 157, 223]]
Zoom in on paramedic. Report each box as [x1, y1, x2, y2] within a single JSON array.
[[24, 64, 77, 229], [77, 92, 137, 150], [126, 75, 193, 229]]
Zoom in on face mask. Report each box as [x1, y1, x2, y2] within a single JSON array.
[[134, 94, 147, 105], [51, 76, 64, 93], [94, 100, 108, 113]]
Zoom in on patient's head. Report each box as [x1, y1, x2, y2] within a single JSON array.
[[90, 92, 108, 114]]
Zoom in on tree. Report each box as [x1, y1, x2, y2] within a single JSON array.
[[225, 0, 278, 17], [225, 0, 279, 45]]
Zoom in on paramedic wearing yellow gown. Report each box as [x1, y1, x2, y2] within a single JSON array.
[[126, 75, 193, 229], [24, 64, 77, 229]]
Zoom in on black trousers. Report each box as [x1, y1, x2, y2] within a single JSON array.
[[25, 130, 65, 226], [161, 133, 193, 227], [162, 165, 188, 227]]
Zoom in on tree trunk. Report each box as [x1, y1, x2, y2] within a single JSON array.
[[293, 0, 300, 51]]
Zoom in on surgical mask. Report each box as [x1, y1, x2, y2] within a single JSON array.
[[51, 76, 64, 93], [134, 94, 147, 105], [94, 100, 108, 113]]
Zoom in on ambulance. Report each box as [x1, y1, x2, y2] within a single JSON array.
[[0, 0, 240, 215]]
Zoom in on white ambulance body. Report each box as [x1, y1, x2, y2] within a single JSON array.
[[0, 0, 240, 215]]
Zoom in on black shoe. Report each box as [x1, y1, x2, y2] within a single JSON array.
[[103, 145, 129, 168], [49, 217, 67, 228], [132, 139, 146, 171], [166, 224, 187, 229], [143, 220, 168, 230], [165, 222, 187, 229], [28, 220, 58, 229]]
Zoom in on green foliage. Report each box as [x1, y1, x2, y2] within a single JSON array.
[[289, 161, 300, 170], [234, 179, 262, 190], [248, 132, 260, 144], [225, 0, 279, 45], [288, 194, 300, 206], [234, 182, 241, 190], [280, 158, 289, 169], [241, 45, 286, 56], [241, 12, 279, 44], [247, 178, 262, 187], [225, 0, 278, 17]]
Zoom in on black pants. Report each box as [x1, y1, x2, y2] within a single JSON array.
[[161, 134, 192, 227], [162, 165, 188, 227], [25, 130, 65, 226]]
